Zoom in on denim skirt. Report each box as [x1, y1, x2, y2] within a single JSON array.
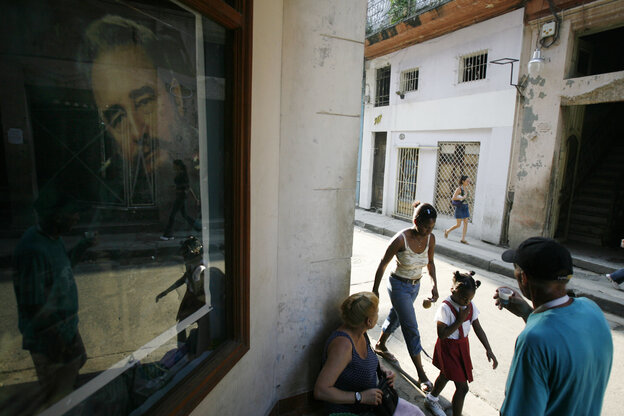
[[454, 203, 470, 219]]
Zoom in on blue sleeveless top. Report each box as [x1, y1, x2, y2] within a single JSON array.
[[321, 330, 379, 414]]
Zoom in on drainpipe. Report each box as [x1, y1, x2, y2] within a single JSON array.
[[356, 60, 366, 206]]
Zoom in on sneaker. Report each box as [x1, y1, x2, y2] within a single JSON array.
[[160, 235, 174, 241], [606, 274, 620, 289], [424, 396, 446, 416]]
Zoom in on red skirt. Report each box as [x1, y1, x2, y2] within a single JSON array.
[[432, 336, 473, 382]]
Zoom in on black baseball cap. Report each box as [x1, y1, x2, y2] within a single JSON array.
[[501, 237, 573, 281]]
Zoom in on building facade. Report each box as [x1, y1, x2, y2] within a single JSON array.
[[507, 0, 624, 247], [359, 0, 624, 249], [360, 8, 524, 244]]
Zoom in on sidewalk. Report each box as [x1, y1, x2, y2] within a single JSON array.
[[354, 208, 624, 317]]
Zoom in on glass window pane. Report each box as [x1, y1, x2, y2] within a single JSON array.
[[0, 1, 228, 414]]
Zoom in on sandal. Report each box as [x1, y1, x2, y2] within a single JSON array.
[[444, 230, 449, 239], [419, 380, 433, 393], [460, 240, 469, 245], [374, 347, 398, 363]]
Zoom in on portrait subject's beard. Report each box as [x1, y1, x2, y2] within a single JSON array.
[[129, 110, 199, 177]]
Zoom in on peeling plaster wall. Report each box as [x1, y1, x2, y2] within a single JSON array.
[[507, 0, 624, 246], [360, 9, 524, 244]]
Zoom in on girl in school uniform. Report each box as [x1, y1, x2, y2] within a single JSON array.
[[424, 271, 498, 416]]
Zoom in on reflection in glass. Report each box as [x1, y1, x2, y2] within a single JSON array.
[[0, 1, 227, 414]]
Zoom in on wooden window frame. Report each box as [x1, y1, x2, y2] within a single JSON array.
[[150, 0, 251, 414]]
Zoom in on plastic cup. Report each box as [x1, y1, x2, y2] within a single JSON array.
[[498, 288, 513, 305]]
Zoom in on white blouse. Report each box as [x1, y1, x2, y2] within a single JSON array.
[[433, 296, 480, 340]]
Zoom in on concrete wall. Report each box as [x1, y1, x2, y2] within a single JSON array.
[[276, 0, 366, 399], [507, 0, 624, 246], [359, 9, 524, 244], [190, 0, 367, 414]]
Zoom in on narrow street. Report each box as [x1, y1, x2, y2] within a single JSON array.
[[351, 226, 624, 416]]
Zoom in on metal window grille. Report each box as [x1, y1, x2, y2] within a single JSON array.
[[400, 68, 419, 92], [366, 0, 452, 36], [375, 66, 391, 107], [394, 148, 419, 219], [433, 142, 480, 219], [459, 51, 488, 83]]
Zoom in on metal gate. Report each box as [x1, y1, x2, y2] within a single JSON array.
[[434, 142, 480, 218], [394, 148, 419, 219]]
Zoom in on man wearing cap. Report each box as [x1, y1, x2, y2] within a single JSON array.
[[496, 237, 612, 416], [12, 188, 96, 408]]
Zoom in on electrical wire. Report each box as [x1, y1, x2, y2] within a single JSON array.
[[539, 0, 562, 48]]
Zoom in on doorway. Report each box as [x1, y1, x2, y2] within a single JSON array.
[[556, 102, 624, 247], [371, 132, 387, 211]]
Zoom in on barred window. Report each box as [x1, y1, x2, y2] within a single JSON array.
[[434, 142, 480, 219], [375, 66, 391, 107], [459, 51, 488, 83], [400, 68, 419, 92]]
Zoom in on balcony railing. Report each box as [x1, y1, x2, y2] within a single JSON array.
[[366, 0, 452, 36]]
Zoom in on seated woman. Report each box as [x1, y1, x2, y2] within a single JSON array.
[[314, 292, 425, 415]]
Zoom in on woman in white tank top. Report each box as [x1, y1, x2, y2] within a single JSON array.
[[371, 201, 440, 393]]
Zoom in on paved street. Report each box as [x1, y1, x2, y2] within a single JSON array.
[[351, 226, 624, 416]]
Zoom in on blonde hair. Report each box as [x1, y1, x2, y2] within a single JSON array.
[[340, 292, 379, 328]]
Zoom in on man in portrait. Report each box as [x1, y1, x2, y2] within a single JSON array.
[[80, 14, 199, 209]]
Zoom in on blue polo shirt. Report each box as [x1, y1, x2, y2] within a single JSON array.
[[501, 297, 612, 416]]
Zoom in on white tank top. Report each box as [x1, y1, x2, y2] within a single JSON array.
[[393, 231, 430, 280]]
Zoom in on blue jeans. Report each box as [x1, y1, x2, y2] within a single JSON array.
[[381, 275, 422, 356], [610, 268, 624, 284]]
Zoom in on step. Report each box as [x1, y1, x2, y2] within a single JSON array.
[[569, 213, 609, 225], [593, 171, 623, 181], [571, 204, 610, 216], [574, 194, 610, 205], [566, 232, 603, 246], [73, 222, 162, 235], [584, 179, 615, 188], [567, 222, 607, 237]]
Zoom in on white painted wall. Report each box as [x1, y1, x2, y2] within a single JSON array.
[[190, 1, 367, 415], [360, 9, 524, 244]]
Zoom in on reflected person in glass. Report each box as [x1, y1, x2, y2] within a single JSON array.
[[12, 187, 97, 410]]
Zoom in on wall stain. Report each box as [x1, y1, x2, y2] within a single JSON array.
[[517, 168, 528, 179], [317, 46, 330, 67], [530, 159, 543, 169], [521, 106, 539, 137], [528, 75, 545, 85], [538, 92, 546, 98]]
